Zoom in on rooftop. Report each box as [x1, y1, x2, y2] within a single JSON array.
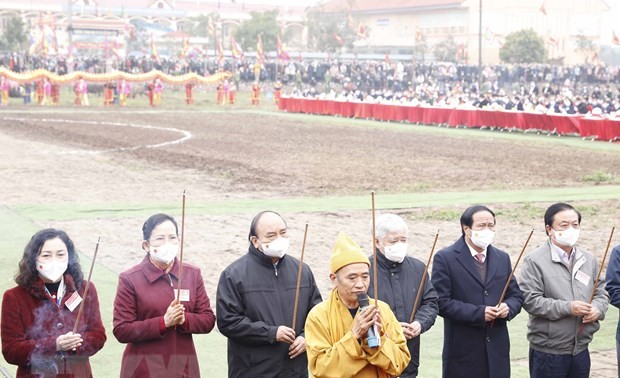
[[315, 0, 465, 14]]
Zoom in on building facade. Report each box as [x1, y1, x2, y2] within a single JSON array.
[[0, 0, 307, 57], [318, 0, 613, 64], [0, 0, 616, 64]]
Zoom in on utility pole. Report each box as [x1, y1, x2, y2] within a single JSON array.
[[67, 0, 73, 72], [478, 0, 482, 92]]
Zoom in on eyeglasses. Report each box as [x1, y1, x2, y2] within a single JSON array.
[[149, 235, 179, 247]]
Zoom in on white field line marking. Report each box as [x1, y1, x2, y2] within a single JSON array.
[[2, 117, 192, 155]]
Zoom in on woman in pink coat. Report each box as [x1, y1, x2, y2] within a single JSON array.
[[113, 213, 216, 378], [1, 229, 106, 377]]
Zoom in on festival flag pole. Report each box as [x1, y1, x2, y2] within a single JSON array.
[[588, 226, 615, 303], [72, 236, 100, 333], [490, 229, 534, 328], [371, 191, 378, 307], [496, 229, 534, 306], [176, 190, 186, 303], [409, 231, 440, 323], [578, 226, 615, 335], [291, 222, 309, 333]]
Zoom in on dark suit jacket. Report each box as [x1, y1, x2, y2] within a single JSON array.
[[605, 245, 620, 343], [369, 251, 438, 378], [431, 237, 523, 378]]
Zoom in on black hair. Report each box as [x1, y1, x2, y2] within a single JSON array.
[[142, 213, 178, 241], [15, 229, 84, 290], [544, 203, 581, 235], [460, 205, 496, 235], [248, 210, 286, 241]]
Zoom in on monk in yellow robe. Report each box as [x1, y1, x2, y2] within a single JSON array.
[[305, 232, 410, 378]]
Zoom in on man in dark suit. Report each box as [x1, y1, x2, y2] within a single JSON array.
[[368, 213, 438, 377], [431, 205, 523, 378]]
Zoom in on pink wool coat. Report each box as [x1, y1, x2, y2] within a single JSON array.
[[1, 274, 107, 378], [113, 256, 216, 378]]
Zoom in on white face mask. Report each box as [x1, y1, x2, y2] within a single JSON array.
[[259, 237, 289, 259], [36, 259, 68, 283], [384, 242, 408, 263], [469, 229, 495, 250], [553, 227, 580, 247], [149, 243, 178, 265]]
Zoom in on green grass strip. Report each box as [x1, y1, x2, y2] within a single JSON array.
[[14, 185, 620, 221]]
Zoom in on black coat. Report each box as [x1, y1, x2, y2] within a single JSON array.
[[431, 237, 523, 378], [368, 251, 438, 378], [216, 246, 322, 378]]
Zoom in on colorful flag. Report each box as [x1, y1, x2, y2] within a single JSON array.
[[231, 36, 244, 60], [151, 33, 161, 64], [41, 26, 47, 56], [181, 37, 189, 59], [384, 52, 390, 64], [28, 31, 38, 55], [539, 1, 547, 15], [415, 28, 423, 42], [276, 36, 290, 61], [485, 28, 503, 48], [52, 26, 58, 54], [332, 33, 344, 46], [256, 34, 264, 64], [456, 44, 466, 61], [348, 14, 355, 30], [547, 36, 557, 46], [208, 16, 215, 36], [217, 38, 225, 65], [357, 23, 367, 39], [613, 31, 620, 45]]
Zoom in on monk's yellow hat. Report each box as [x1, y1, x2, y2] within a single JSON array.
[[330, 232, 370, 273]]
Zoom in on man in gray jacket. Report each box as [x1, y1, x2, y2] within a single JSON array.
[[520, 203, 609, 378]]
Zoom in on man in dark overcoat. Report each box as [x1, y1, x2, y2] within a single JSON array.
[[431, 205, 523, 378]]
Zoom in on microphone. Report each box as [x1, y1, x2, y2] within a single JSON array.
[[357, 293, 380, 348]]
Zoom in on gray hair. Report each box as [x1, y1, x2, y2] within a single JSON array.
[[374, 213, 409, 240]]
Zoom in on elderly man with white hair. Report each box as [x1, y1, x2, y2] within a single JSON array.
[[368, 213, 438, 378]]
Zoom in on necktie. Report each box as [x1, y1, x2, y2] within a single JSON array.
[[474, 253, 485, 263]]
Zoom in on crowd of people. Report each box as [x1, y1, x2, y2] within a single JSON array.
[[1, 205, 619, 377], [3, 50, 620, 114], [286, 62, 620, 116]]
